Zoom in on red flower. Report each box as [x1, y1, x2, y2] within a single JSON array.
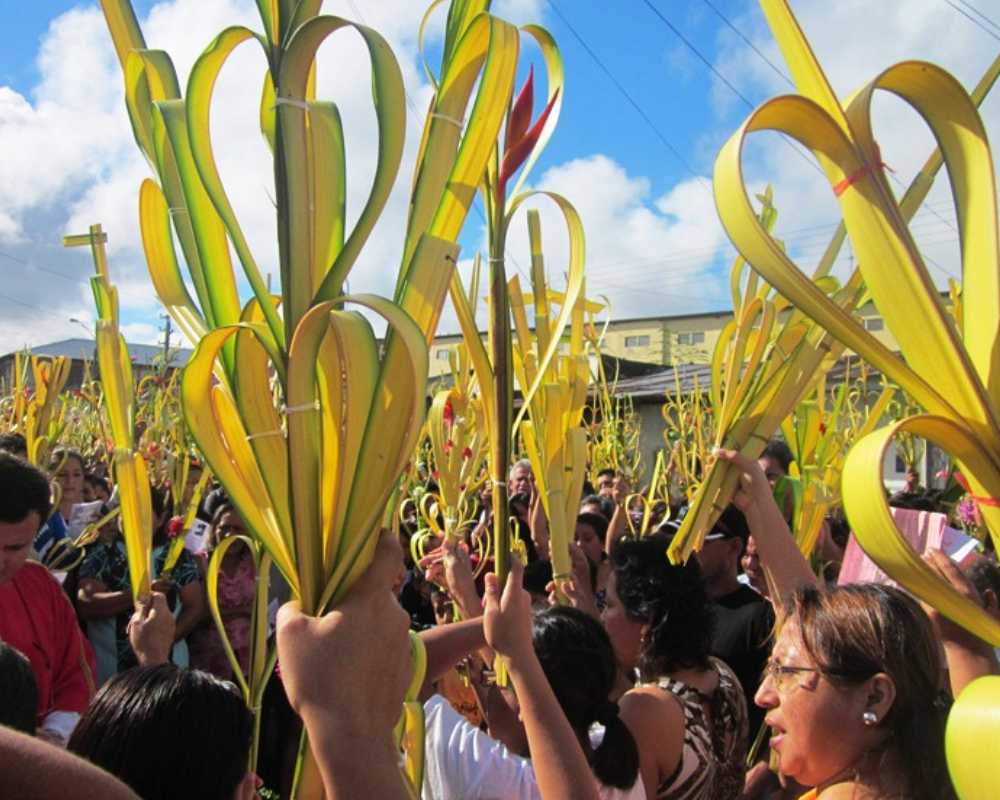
[[443, 399, 455, 428], [818, 422, 827, 435], [167, 516, 184, 539], [498, 66, 560, 195], [443, 439, 454, 454], [462, 446, 473, 461]]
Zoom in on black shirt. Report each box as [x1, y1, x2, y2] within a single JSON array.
[[710, 584, 775, 745]]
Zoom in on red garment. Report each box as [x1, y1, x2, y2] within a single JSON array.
[[0, 562, 95, 722]]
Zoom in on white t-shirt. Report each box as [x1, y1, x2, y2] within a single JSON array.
[[423, 694, 646, 800]]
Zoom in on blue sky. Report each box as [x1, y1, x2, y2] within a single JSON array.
[[1, 0, 998, 347]]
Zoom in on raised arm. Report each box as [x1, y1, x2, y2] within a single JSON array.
[[276, 531, 413, 800], [922, 550, 1000, 697], [714, 449, 818, 610], [483, 559, 600, 800], [0, 726, 140, 800]]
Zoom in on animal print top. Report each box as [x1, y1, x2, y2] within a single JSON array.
[[646, 657, 748, 800]]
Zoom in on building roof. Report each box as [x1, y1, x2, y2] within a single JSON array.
[[1, 338, 192, 367], [614, 356, 888, 403]]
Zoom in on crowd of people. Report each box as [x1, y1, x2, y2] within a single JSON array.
[[0, 430, 998, 800]]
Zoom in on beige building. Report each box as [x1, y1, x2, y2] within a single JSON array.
[[428, 299, 900, 377]]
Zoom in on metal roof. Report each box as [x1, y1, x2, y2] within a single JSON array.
[[1, 338, 192, 367], [614, 356, 889, 403]]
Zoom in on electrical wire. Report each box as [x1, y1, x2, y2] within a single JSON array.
[[546, 0, 711, 191]]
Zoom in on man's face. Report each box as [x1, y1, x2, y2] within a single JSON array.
[[0, 512, 40, 584], [758, 455, 786, 488], [695, 536, 738, 583], [596, 473, 615, 496], [509, 465, 533, 496]]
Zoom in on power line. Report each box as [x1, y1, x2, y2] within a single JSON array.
[[700, 0, 793, 88], [641, 0, 757, 108], [579, 209, 960, 279], [0, 248, 90, 284], [952, 0, 1000, 35], [943, 0, 1000, 42], [546, 0, 711, 191], [0, 290, 77, 323]]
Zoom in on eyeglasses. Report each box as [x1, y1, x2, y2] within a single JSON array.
[[762, 659, 821, 692]]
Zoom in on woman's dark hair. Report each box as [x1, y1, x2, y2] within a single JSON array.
[[150, 484, 175, 548], [0, 432, 27, 458], [533, 606, 639, 790], [0, 642, 38, 734], [762, 439, 793, 474], [580, 494, 616, 521], [47, 447, 85, 474], [84, 473, 110, 496], [522, 558, 553, 596], [0, 451, 51, 524], [788, 584, 955, 800], [576, 512, 609, 551], [68, 664, 252, 800], [610, 531, 713, 679]]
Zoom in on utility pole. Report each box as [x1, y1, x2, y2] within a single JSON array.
[[160, 314, 172, 365]]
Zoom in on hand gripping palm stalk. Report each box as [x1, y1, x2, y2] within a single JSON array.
[[64, 225, 155, 600], [709, 1, 1000, 792], [667, 37, 1000, 570], [509, 210, 589, 597], [101, 0, 523, 794]]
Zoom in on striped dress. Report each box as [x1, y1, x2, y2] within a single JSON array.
[[646, 657, 748, 800]]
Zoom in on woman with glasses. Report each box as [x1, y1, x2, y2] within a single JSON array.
[[716, 448, 959, 800], [755, 583, 953, 800]]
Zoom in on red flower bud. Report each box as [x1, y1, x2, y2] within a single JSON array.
[[167, 515, 185, 539], [462, 446, 473, 461]]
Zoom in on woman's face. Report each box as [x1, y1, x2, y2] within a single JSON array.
[[574, 521, 604, 565], [601, 572, 645, 672], [755, 622, 873, 787], [215, 510, 248, 542], [55, 456, 84, 506]]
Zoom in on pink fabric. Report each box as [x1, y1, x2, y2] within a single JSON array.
[[838, 508, 978, 587], [188, 550, 255, 680]]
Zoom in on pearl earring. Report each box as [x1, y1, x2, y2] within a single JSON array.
[[862, 710, 878, 726]]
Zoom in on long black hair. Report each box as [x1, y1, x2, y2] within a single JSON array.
[[610, 531, 714, 680], [68, 664, 252, 800], [533, 606, 640, 790], [0, 642, 37, 734]]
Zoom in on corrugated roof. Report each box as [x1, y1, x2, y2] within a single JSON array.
[[2, 338, 192, 367], [615, 356, 888, 402]]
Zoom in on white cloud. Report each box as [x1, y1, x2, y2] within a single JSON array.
[[499, 154, 729, 322], [119, 321, 162, 345]]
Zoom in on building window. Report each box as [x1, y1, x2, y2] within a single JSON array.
[[435, 349, 451, 361], [624, 335, 650, 348], [677, 331, 705, 346], [863, 317, 884, 332]]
